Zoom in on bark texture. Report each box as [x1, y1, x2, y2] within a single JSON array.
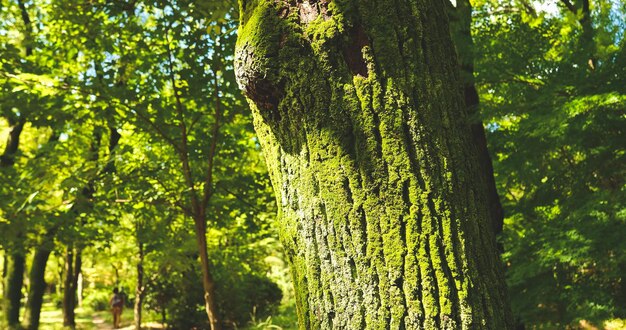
[[235, 0, 513, 328], [447, 0, 503, 238]]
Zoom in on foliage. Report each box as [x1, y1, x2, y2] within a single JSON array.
[[472, 0, 626, 326], [0, 0, 285, 328], [82, 289, 111, 312]]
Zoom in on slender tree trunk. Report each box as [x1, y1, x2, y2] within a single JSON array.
[[134, 242, 144, 330], [617, 263, 626, 315], [1, 101, 27, 330], [235, 1, 513, 328], [26, 197, 60, 330], [72, 252, 82, 311], [5, 253, 25, 327], [559, 0, 597, 69], [62, 248, 75, 327], [62, 247, 81, 328], [165, 48, 221, 328], [447, 0, 504, 238], [2, 4, 32, 323], [62, 127, 101, 327], [193, 213, 221, 330], [2, 251, 6, 297], [0, 119, 26, 167], [578, 0, 596, 69], [26, 247, 52, 330]]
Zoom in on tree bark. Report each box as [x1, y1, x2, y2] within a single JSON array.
[[0, 119, 26, 167], [5, 253, 25, 327], [27, 247, 52, 330], [235, 1, 513, 328], [193, 213, 221, 330], [447, 0, 504, 238], [62, 246, 82, 328], [134, 241, 144, 330]]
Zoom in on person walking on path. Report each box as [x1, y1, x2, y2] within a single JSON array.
[[110, 288, 125, 328]]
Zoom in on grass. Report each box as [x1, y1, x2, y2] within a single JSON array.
[[38, 302, 96, 330], [28, 302, 161, 330], [243, 301, 298, 330]]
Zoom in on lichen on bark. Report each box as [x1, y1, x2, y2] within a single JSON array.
[[235, 0, 513, 329]]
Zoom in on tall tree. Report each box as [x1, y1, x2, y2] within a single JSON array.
[[447, 0, 503, 238], [2, 0, 33, 326], [235, 0, 513, 328]]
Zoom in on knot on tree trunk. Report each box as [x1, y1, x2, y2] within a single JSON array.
[[235, 2, 287, 120], [235, 42, 282, 116]]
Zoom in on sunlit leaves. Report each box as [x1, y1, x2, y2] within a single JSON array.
[[474, 0, 626, 326]]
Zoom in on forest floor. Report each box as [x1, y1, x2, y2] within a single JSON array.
[[38, 302, 164, 330]]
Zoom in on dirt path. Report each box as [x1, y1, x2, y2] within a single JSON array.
[[92, 314, 165, 330], [92, 314, 131, 330], [92, 315, 115, 330]]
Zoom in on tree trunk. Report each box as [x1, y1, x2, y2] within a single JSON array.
[[559, 0, 596, 69], [62, 128, 100, 327], [27, 247, 52, 330], [235, 1, 513, 329], [1, 109, 27, 330], [447, 0, 504, 238], [62, 248, 74, 327], [578, 0, 596, 69], [2, 251, 6, 298], [2, 4, 31, 323], [0, 119, 26, 167], [134, 242, 144, 330], [27, 220, 60, 330], [5, 253, 25, 327], [63, 247, 81, 328], [193, 214, 221, 330]]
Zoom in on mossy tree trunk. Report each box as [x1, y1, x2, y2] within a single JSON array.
[[235, 0, 513, 328]]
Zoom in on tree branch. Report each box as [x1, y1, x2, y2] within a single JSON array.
[[559, 0, 577, 14], [165, 26, 200, 214], [202, 66, 222, 209]]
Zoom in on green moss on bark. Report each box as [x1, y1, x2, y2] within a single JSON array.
[[236, 0, 513, 329]]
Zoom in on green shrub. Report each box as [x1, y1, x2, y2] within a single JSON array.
[[144, 259, 282, 330], [84, 290, 112, 311]]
